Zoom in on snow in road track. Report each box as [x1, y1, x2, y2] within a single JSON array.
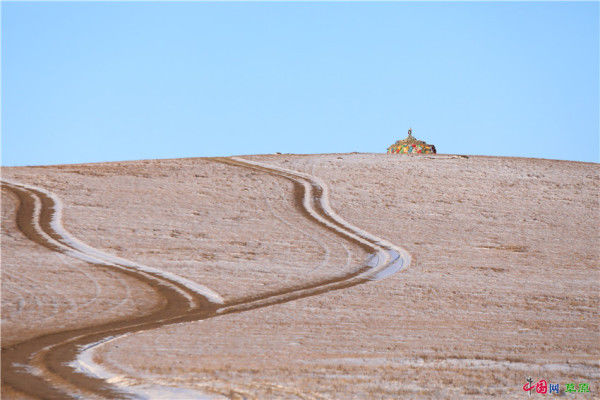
[[2, 158, 411, 399]]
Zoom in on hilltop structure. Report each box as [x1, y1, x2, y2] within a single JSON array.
[[387, 128, 436, 154]]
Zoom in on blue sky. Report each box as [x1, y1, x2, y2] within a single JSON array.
[[2, 2, 598, 166]]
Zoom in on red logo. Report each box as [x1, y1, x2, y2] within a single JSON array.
[[523, 379, 548, 394], [536, 380, 548, 394]]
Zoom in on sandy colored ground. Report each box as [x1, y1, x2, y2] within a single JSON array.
[[1, 153, 598, 399], [1, 188, 162, 346]]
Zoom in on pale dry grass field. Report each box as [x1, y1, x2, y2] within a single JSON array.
[[1, 153, 598, 399], [1, 189, 162, 346]]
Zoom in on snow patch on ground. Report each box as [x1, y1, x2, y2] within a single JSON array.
[[303, 356, 600, 378], [72, 334, 220, 399], [2, 179, 224, 306], [231, 157, 412, 282]]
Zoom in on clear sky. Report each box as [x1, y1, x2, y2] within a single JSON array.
[[2, 1, 598, 166]]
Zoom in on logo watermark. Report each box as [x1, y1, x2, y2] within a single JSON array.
[[523, 377, 591, 395]]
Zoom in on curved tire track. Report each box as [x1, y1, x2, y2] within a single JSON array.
[[1, 181, 221, 399], [1, 157, 411, 399]]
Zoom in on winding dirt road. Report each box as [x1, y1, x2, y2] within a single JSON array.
[[1, 157, 410, 399]]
